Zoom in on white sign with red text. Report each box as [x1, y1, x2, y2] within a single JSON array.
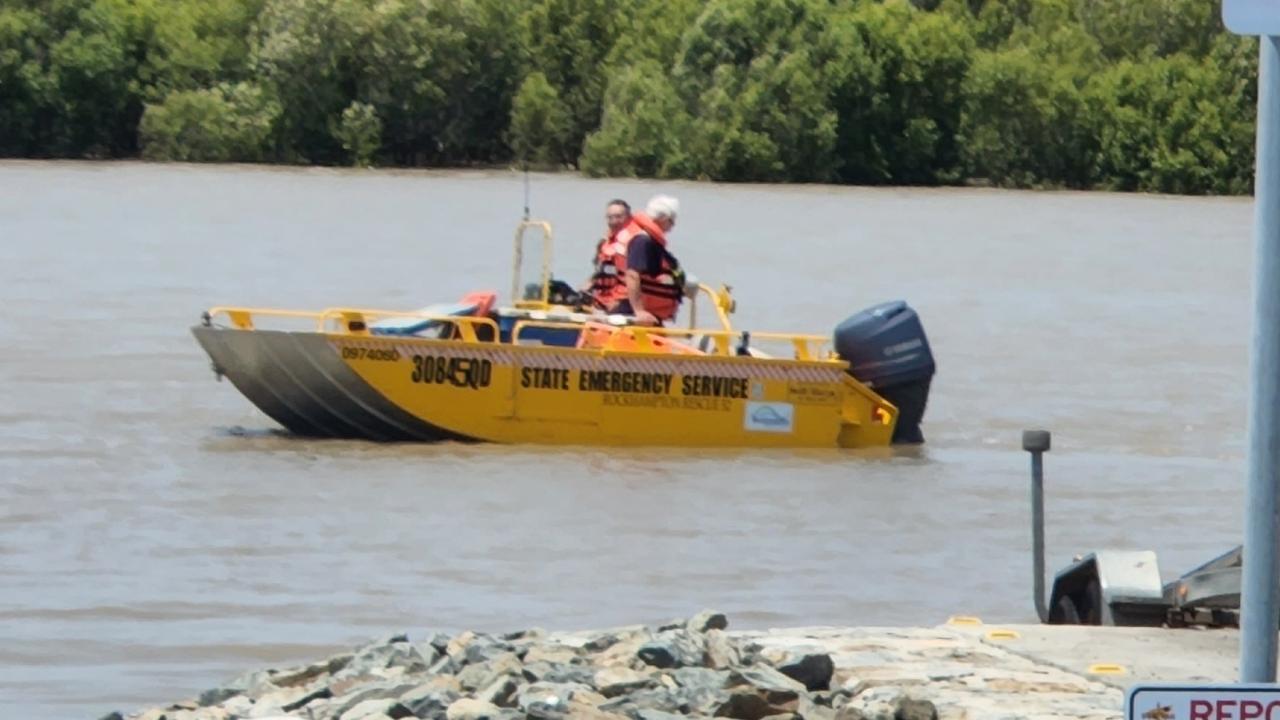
[[1128, 685, 1280, 720]]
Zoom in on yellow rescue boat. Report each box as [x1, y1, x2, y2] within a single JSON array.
[[191, 220, 935, 448]]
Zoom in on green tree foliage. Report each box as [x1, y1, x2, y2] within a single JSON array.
[[580, 61, 691, 178], [139, 82, 279, 161], [827, 1, 975, 184], [1086, 51, 1255, 194], [508, 72, 572, 166], [0, 0, 262, 157], [334, 100, 382, 167], [672, 0, 840, 182], [959, 46, 1096, 188], [517, 0, 620, 164], [0, 0, 1264, 195]]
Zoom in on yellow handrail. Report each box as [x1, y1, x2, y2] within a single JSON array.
[[206, 307, 832, 359], [686, 283, 736, 332], [510, 318, 834, 361], [512, 220, 554, 309], [205, 306, 323, 330], [205, 306, 499, 342]]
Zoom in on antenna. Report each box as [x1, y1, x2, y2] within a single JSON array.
[[522, 161, 531, 221]]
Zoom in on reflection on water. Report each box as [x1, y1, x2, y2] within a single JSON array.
[[0, 160, 1255, 718]]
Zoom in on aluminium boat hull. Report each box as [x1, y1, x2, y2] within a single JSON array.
[[192, 326, 898, 448]]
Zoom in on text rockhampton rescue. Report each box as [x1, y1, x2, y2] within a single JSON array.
[[521, 368, 751, 399]]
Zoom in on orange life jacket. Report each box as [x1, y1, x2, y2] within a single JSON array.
[[588, 227, 626, 303], [590, 213, 683, 321]]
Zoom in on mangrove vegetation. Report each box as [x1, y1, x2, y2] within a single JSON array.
[[0, 0, 1259, 194]]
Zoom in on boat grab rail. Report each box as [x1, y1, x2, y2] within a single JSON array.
[[203, 306, 501, 343], [512, 220, 553, 310], [203, 307, 833, 359], [511, 318, 835, 362], [685, 283, 736, 332]]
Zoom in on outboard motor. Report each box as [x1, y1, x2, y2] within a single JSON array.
[[833, 301, 935, 444]]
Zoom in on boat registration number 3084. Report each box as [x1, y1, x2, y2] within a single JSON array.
[[410, 355, 493, 389]]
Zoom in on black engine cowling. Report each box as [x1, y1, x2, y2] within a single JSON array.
[[833, 301, 935, 444]]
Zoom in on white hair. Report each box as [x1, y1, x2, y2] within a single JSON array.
[[645, 194, 680, 221]]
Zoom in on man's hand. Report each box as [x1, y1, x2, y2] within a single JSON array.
[[632, 310, 659, 326]]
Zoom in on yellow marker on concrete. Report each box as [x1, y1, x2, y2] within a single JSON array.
[[946, 615, 983, 626], [1086, 663, 1127, 675], [986, 629, 1020, 640]]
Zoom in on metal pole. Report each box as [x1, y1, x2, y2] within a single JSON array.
[[1241, 34, 1280, 684], [1023, 429, 1051, 623]]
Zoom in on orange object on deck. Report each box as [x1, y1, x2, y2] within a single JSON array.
[[576, 322, 703, 355], [460, 291, 497, 317]]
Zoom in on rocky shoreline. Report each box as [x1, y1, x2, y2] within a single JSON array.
[[103, 612, 1123, 720]]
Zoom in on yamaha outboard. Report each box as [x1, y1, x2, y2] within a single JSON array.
[[833, 301, 935, 444]]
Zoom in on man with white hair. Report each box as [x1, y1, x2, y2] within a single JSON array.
[[589, 194, 685, 326]]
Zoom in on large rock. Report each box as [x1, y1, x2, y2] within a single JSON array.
[[637, 631, 706, 669], [716, 690, 798, 720], [516, 681, 593, 714], [338, 698, 414, 720], [501, 627, 545, 643], [776, 653, 835, 692], [799, 695, 836, 720], [635, 711, 686, 720], [523, 661, 596, 685], [448, 631, 516, 668], [197, 670, 275, 706], [705, 630, 741, 670], [593, 634, 651, 669], [593, 667, 654, 697], [728, 667, 806, 694], [248, 686, 328, 716], [524, 644, 581, 665], [570, 688, 609, 708], [457, 652, 523, 691], [222, 696, 254, 717], [445, 698, 504, 720], [327, 681, 421, 720], [893, 698, 937, 720], [562, 707, 630, 720], [666, 667, 730, 715], [281, 686, 333, 712], [836, 687, 902, 720], [582, 628, 642, 654], [399, 682, 462, 720], [420, 632, 453, 657], [686, 610, 729, 633], [597, 688, 683, 716], [714, 666, 809, 720], [678, 687, 731, 715], [335, 637, 433, 681], [477, 674, 523, 707], [447, 631, 479, 659], [671, 667, 728, 692], [427, 654, 459, 676], [270, 654, 353, 689]]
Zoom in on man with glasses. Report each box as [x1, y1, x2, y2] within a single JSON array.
[[586, 199, 634, 305]]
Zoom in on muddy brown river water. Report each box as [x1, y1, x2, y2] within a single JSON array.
[[0, 161, 1256, 718]]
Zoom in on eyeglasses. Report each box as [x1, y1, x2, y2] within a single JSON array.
[[606, 213, 627, 220]]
